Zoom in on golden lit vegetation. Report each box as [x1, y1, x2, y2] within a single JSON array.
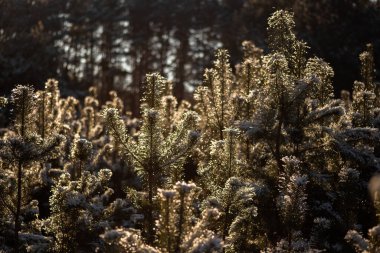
[[0, 10, 379, 253]]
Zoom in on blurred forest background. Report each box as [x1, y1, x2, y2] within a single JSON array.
[[0, 0, 379, 116]]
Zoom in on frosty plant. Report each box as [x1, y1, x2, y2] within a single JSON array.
[[156, 182, 201, 252], [70, 137, 93, 179], [194, 49, 235, 142], [103, 73, 200, 242], [267, 10, 308, 78], [0, 85, 64, 250], [360, 44, 375, 91], [345, 175, 380, 252], [0, 8, 379, 253], [235, 41, 263, 122], [352, 81, 376, 127], [351, 45, 376, 128], [36, 79, 61, 140], [156, 182, 222, 253], [199, 128, 242, 191], [211, 177, 257, 252], [255, 52, 293, 172], [276, 156, 308, 249], [304, 57, 334, 107], [44, 169, 124, 252], [101, 182, 223, 253], [199, 129, 257, 250]]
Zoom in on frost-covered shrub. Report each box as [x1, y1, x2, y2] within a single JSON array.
[[44, 169, 133, 252], [0, 85, 65, 251], [103, 73, 199, 242], [0, 8, 379, 253], [101, 182, 222, 253]]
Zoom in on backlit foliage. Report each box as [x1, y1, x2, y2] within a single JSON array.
[[0, 9, 379, 253], [103, 73, 200, 243]]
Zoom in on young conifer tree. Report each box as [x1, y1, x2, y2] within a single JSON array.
[[333, 45, 379, 169], [0, 8, 379, 253], [44, 168, 131, 252], [103, 73, 199, 242], [0, 85, 64, 251], [198, 128, 257, 251], [101, 182, 223, 253], [233, 10, 369, 251], [360, 44, 375, 92], [234, 41, 264, 163], [194, 49, 235, 143], [267, 10, 308, 79], [304, 57, 335, 107], [276, 156, 308, 251], [36, 79, 61, 141], [352, 81, 376, 127]]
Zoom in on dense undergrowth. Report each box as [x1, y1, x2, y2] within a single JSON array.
[[0, 10, 380, 253]]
